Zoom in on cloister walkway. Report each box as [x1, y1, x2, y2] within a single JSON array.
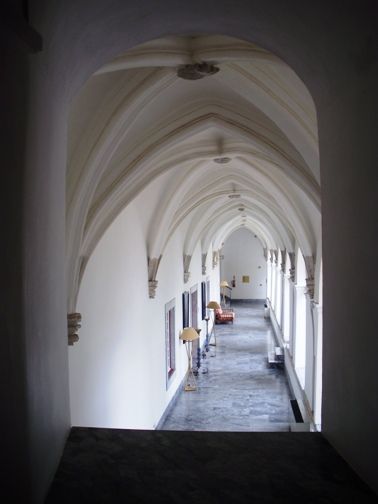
[[160, 300, 296, 431], [47, 302, 377, 502]]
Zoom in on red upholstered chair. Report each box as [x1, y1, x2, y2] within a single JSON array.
[[215, 307, 235, 324]]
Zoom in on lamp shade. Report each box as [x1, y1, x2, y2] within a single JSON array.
[[179, 327, 200, 342], [220, 280, 229, 288], [207, 301, 221, 310]]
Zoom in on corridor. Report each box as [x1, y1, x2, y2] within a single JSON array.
[[160, 301, 296, 431], [46, 307, 377, 502]]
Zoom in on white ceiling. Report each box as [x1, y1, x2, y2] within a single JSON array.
[[66, 35, 321, 309]]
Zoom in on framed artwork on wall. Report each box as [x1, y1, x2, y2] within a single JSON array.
[[182, 291, 189, 328], [190, 285, 200, 370], [190, 285, 198, 329], [201, 281, 206, 320], [165, 298, 176, 389], [206, 277, 210, 308]]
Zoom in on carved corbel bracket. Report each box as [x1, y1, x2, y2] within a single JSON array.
[[273, 249, 278, 265], [68, 312, 81, 346], [263, 248, 268, 261], [148, 280, 158, 298], [148, 256, 161, 299], [304, 255, 315, 299], [269, 249, 274, 263], [280, 249, 286, 272], [212, 250, 219, 269], [183, 254, 192, 283], [288, 252, 296, 281], [201, 253, 207, 275]]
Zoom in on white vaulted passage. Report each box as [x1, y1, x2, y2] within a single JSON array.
[[66, 35, 322, 430]]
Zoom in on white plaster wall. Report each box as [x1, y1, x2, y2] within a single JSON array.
[[221, 228, 266, 299], [69, 197, 220, 430], [0, 22, 45, 501], [69, 202, 153, 428]]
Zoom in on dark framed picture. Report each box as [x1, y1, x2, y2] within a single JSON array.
[[182, 291, 189, 328], [201, 281, 206, 320], [165, 299, 176, 389], [190, 285, 198, 328]]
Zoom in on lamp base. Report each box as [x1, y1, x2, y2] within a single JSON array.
[[184, 384, 197, 391]]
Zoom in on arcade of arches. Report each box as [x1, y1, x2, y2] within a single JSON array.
[[67, 36, 323, 432]]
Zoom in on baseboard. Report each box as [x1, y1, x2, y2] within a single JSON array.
[[155, 341, 208, 430], [231, 298, 265, 303], [155, 374, 186, 430]]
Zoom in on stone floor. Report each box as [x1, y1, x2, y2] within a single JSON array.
[[46, 301, 378, 502], [46, 428, 378, 503], [160, 301, 296, 431]]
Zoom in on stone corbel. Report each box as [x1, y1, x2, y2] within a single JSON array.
[[288, 252, 296, 281], [303, 255, 315, 299], [273, 249, 278, 265], [68, 313, 81, 346], [263, 248, 268, 261], [280, 249, 286, 272], [212, 250, 219, 269], [148, 256, 161, 299], [183, 254, 191, 283], [269, 249, 274, 263], [201, 253, 207, 275]]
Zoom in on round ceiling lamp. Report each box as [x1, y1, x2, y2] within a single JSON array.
[[213, 156, 231, 164], [177, 62, 220, 80]]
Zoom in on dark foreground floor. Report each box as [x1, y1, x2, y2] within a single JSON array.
[[46, 428, 377, 503]]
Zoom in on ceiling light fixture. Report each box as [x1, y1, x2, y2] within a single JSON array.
[[177, 62, 220, 80], [213, 156, 231, 164]]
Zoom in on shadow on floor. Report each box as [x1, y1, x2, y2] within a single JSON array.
[[46, 427, 378, 503]]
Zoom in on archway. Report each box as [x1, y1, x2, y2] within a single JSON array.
[[8, 3, 376, 500], [67, 35, 322, 432]]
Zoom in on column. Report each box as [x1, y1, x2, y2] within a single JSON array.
[[267, 256, 272, 301], [287, 252, 296, 356], [278, 249, 286, 329], [303, 256, 316, 411], [294, 284, 306, 388], [312, 303, 323, 429]]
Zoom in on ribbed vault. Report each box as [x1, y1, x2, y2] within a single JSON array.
[[66, 35, 320, 310]]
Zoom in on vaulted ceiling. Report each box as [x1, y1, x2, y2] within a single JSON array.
[[66, 35, 320, 310]]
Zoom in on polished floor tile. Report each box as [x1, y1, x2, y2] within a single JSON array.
[[46, 301, 378, 502], [160, 301, 296, 431]]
